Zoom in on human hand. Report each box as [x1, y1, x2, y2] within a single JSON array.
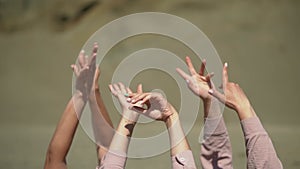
[[109, 83, 143, 122], [71, 42, 98, 99], [208, 63, 253, 115], [129, 91, 173, 121], [176, 56, 214, 102], [92, 67, 101, 91]]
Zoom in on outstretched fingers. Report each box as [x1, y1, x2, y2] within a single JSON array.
[[223, 62, 228, 86], [71, 64, 79, 77], [78, 50, 86, 68], [185, 56, 197, 75], [176, 68, 190, 82], [199, 59, 206, 76], [137, 84, 143, 94], [208, 63, 228, 104]]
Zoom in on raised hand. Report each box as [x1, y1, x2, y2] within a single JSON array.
[[71, 42, 98, 99], [176, 56, 214, 101], [109, 83, 143, 122], [129, 91, 173, 121], [208, 63, 256, 119]]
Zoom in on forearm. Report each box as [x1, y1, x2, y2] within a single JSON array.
[[166, 106, 196, 169], [165, 108, 190, 156], [45, 94, 86, 164], [200, 98, 233, 169], [89, 88, 114, 149], [99, 114, 137, 169], [109, 116, 136, 153], [241, 116, 282, 169]]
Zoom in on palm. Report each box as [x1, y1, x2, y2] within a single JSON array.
[[72, 43, 98, 99], [190, 74, 211, 100], [176, 57, 213, 101], [144, 93, 169, 120]]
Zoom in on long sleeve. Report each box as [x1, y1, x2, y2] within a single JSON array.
[[241, 117, 283, 169], [200, 117, 233, 169], [97, 150, 127, 169]]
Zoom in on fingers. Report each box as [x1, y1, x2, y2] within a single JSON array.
[[71, 64, 79, 77], [88, 44, 98, 67], [113, 84, 121, 94], [92, 42, 98, 55], [118, 83, 127, 94], [185, 56, 197, 75], [130, 93, 149, 103], [94, 67, 100, 82], [176, 68, 190, 81], [206, 72, 215, 89], [199, 59, 206, 76], [78, 50, 86, 68], [108, 84, 117, 96], [126, 87, 133, 95], [223, 62, 228, 86], [208, 88, 226, 104], [137, 84, 143, 94]]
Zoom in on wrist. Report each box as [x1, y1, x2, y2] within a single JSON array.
[[73, 90, 88, 101], [122, 110, 139, 123], [165, 110, 179, 129], [236, 104, 256, 121]]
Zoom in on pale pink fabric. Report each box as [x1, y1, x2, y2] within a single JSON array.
[[241, 117, 283, 169], [200, 116, 283, 169], [97, 150, 127, 169], [171, 150, 197, 169], [200, 117, 233, 169], [98, 117, 282, 169]]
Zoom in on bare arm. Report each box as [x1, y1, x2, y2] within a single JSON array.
[[98, 83, 142, 169], [44, 95, 84, 169], [44, 44, 97, 169], [88, 68, 114, 164]]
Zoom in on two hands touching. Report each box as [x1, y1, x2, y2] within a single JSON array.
[[177, 56, 256, 120]]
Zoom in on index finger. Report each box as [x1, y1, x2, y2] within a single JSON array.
[[223, 62, 229, 86], [185, 56, 197, 75], [137, 84, 143, 94]]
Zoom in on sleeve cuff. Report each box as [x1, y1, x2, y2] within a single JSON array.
[[100, 150, 127, 168]]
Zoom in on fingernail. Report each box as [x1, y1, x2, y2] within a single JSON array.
[[81, 50, 85, 53], [208, 89, 214, 94], [225, 62, 228, 67], [131, 99, 135, 103], [126, 98, 131, 102]]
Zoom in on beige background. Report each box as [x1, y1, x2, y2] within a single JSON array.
[[0, 0, 299, 168]]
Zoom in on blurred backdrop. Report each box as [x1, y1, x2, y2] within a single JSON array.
[[0, 0, 299, 168]]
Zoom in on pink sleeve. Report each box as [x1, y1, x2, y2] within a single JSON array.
[[241, 116, 283, 169], [98, 150, 127, 169], [171, 150, 197, 169], [200, 117, 233, 169]]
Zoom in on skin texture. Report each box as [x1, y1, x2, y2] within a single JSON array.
[[44, 43, 114, 169], [208, 62, 256, 120], [129, 88, 192, 157], [107, 83, 143, 155]]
